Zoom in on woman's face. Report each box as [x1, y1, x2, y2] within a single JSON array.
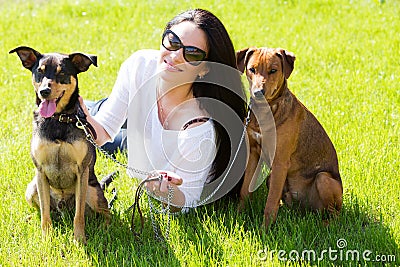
[[159, 21, 209, 84]]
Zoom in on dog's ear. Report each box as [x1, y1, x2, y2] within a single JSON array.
[[69, 53, 98, 73], [277, 49, 296, 79], [236, 48, 249, 73], [236, 47, 255, 74], [9, 46, 42, 70]]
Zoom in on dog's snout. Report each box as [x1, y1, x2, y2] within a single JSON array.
[[40, 88, 51, 98], [254, 89, 265, 99]]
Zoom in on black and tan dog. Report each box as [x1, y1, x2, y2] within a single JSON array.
[[237, 47, 343, 228], [10, 46, 110, 243]]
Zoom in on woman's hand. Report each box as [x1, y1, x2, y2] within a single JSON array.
[[146, 171, 185, 212], [145, 170, 185, 210], [78, 96, 90, 116], [146, 170, 183, 194], [78, 96, 111, 145]]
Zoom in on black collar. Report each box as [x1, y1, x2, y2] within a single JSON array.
[[49, 105, 97, 139], [51, 113, 79, 123]]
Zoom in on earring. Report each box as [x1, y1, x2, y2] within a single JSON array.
[[198, 72, 207, 79]]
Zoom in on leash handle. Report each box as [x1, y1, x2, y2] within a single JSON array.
[[129, 175, 163, 236]]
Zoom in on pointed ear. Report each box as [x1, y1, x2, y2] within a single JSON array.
[[69, 53, 97, 73], [277, 49, 296, 79], [9, 46, 42, 70]]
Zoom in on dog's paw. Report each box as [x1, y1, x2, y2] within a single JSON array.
[[41, 219, 53, 238], [73, 231, 87, 244]]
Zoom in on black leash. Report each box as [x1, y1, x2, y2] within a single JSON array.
[[127, 175, 162, 236]]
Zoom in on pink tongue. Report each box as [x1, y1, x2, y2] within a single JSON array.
[[39, 100, 57, 118]]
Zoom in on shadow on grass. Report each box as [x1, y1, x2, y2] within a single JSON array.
[[44, 178, 398, 266], [83, 209, 181, 267], [172, 183, 399, 266], [29, 192, 180, 266]]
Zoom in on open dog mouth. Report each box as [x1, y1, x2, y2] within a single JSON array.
[[38, 91, 65, 118]]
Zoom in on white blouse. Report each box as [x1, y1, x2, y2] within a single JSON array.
[[94, 49, 217, 207]]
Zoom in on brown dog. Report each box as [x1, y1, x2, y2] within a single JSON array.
[[10, 46, 110, 243], [237, 47, 343, 227]]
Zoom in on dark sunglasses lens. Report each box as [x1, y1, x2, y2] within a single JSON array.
[[163, 32, 181, 51], [184, 47, 206, 64]]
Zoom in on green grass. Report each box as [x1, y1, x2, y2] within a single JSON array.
[[1, 0, 399, 266]]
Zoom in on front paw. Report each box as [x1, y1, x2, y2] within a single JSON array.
[[74, 228, 87, 244], [41, 216, 53, 237]]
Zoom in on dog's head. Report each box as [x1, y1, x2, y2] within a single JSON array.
[[10, 46, 97, 118], [237, 47, 295, 102]]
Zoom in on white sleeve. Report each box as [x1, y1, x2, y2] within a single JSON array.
[[94, 50, 156, 141]]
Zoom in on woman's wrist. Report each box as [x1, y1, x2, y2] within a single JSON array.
[[146, 171, 186, 208]]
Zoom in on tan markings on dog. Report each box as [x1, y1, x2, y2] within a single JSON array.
[[55, 77, 76, 113], [85, 185, 111, 223], [31, 139, 88, 166]]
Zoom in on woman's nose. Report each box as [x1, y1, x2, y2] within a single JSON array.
[[169, 48, 184, 63]]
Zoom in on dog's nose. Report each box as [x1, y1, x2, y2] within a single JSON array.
[[254, 89, 265, 99], [40, 88, 51, 98]]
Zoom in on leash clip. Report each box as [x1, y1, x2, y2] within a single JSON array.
[[75, 115, 93, 140]]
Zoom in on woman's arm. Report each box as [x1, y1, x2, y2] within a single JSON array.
[[78, 52, 142, 145], [79, 97, 112, 146]]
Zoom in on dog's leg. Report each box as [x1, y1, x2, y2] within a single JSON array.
[[25, 178, 39, 208], [86, 183, 111, 224], [263, 162, 289, 228], [74, 167, 89, 243], [36, 172, 52, 237], [310, 172, 343, 216], [239, 147, 261, 211]]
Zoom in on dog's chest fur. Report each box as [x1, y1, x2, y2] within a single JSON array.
[[31, 114, 91, 189]]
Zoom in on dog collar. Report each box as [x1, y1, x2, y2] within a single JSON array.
[[51, 113, 77, 123], [49, 106, 97, 140]]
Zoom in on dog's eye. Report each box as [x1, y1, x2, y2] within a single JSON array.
[[37, 67, 45, 74], [248, 67, 256, 74], [269, 69, 277, 74]]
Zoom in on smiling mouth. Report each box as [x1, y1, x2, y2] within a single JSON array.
[[163, 60, 182, 72]]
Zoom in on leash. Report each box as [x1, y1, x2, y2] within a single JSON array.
[[74, 103, 252, 241], [75, 114, 172, 240]]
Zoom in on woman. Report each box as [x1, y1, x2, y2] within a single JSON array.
[[82, 9, 247, 209]]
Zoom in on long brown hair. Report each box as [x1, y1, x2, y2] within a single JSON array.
[[165, 9, 247, 188]]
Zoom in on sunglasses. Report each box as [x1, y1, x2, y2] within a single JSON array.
[[162, 29, 207, 66]]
